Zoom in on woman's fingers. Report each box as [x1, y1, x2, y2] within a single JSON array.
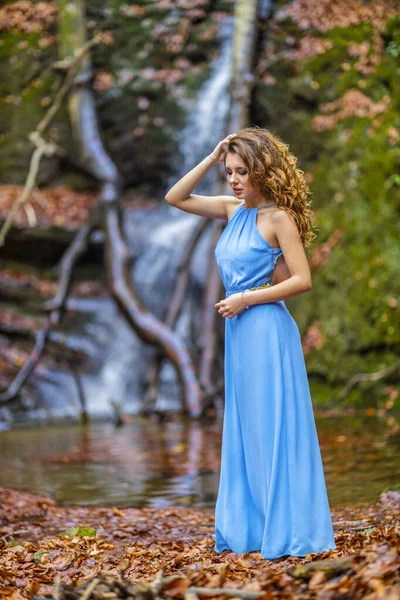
[[223, 133, 236, 144]]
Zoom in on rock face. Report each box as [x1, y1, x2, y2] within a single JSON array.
[[0, 0, 231, 194]]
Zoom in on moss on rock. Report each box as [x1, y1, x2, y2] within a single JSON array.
[[254, 6, 400, 406], [0, 0, 232, 193]]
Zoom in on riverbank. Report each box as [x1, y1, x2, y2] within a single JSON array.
[[0, 487, 399, 599]]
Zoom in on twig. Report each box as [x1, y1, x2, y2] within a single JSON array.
[[0, 205, 101, 405], [251, 51, 288, 89], [80, 577, 100, 600], [54, 574, 62, 600], [23, 202, 37, 227], [184, 591, 200, 600], [0, 143, 51, 246], [150, 569, 165, 595], [188, 587, 263, 599], [0, 327, 51, 404], [37, 35, 101, 136], [335, 360, 400, 402]]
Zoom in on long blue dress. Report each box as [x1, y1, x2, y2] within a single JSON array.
[[213, 201, 336, 559]]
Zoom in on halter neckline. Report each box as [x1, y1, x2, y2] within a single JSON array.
[[239, 202, 276, 210]]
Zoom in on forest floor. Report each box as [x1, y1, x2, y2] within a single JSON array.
[[0, 487, 398, 599]]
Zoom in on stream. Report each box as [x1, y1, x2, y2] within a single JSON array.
[[0, 414, 398, 509]]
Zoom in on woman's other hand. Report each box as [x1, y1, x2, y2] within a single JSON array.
[[215, 293, 246, 318]]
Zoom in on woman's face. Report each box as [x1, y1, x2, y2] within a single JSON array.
[[225, 152, 261, 201]]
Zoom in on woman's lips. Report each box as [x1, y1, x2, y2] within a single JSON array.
[[233, 189, 242, 192]]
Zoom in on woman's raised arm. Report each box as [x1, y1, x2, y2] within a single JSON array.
[[165, 134, 237, 221]]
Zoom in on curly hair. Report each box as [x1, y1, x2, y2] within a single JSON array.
[[225, 126, 317, 248]]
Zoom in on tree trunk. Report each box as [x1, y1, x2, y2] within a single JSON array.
[[198, 0, 261, 407], [229, 0, 260, 131], [57, 0, 202, 417]]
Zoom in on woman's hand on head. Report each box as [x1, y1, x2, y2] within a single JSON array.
[[209, 133, 237, 164]]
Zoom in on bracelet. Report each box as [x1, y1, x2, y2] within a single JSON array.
[[241, 291, 249, 309]]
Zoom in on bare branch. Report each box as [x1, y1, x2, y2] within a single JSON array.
[[0, 143, 50, 246], [335, 360, 400, 402], [0, 205, 100, 405], [0, 35, 102, 247], [37, 35, 102, 136]]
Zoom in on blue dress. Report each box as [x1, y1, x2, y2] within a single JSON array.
[[213, 201, 336, 559]]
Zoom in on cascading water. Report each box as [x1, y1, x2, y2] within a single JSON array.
[[12, 17, 234, 421], [167, 16, 233, 195]]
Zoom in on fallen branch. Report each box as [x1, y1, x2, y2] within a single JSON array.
[[141, 216, 211, 415], [37, 35, 102, 137], [0, 205, 100, 405], [0, 142, 52, 246], [0, 327, 51, 404], [187, 587, 263, 599], [335, 360, 400, 402], [41, 203, 102, 312], [0, 35, 101, 247], [62, 0, 203, 417]]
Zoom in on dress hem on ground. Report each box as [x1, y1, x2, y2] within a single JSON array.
[[214, 540, 337, 560], [213, 203, 337, 560]]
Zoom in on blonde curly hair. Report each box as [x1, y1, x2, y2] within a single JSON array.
[[226, 126, 317, 248]]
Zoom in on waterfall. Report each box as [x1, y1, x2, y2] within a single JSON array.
[[167, 16, 233, 195], [17, 17, 234, 420]]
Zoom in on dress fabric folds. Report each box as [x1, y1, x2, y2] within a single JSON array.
[[213, 201, 336, 559]]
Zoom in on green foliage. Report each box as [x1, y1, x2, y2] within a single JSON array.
[[33, 550, 47, 563], [0, 30, 67, 183], [63, 526, 97, 538], [255, 14, 400, 406], [7, 539, 22, 547], [381, 483, 400, 493], [383, 16, 400, 59]]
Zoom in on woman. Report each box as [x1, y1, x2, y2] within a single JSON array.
[[165, 126, 336, 560]]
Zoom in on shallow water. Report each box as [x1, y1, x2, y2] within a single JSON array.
[[0, 414, 398, 508]]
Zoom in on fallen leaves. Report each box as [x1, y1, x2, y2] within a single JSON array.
[[0, 488, 399, 598], [0, 185, 96, 232], [0, 1, 58, 34], [0, 268, 106, 301]]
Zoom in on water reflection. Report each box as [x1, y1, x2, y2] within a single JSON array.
[[0, 415, 398, 508]]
